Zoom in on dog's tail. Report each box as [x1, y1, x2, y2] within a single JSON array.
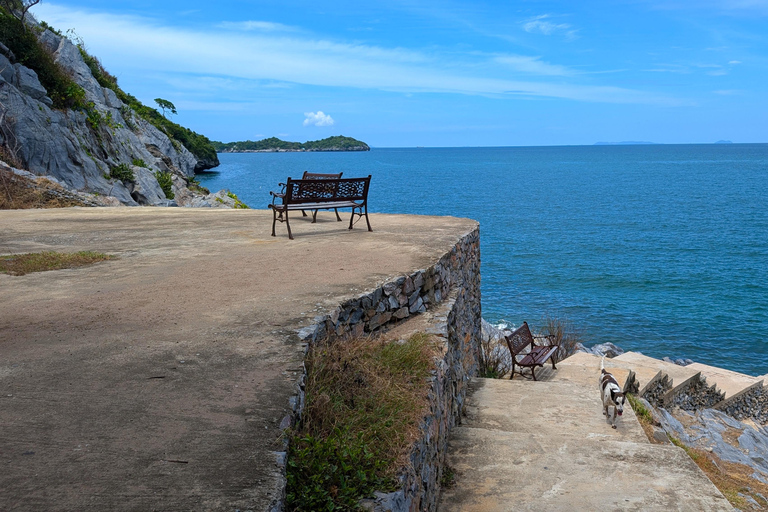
[[600, 355, 605, 372]]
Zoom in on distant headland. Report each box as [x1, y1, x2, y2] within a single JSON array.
[[212, 136, 370, 153]]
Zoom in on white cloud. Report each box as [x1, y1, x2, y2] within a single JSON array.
[[494, 55, 573, 76], [30, 3, 680, 106], [729, 60, 742, 64], [303, 111, 335, 127], [522, 15, 575, 38], [217, 20, 299, 32]]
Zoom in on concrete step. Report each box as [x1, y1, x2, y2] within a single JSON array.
[[614, 351, 701, 391], [556, 352, 662, 395], [440, 428, 732, 512], [438, 377, 733, 511], [462, 377, 646, 443]]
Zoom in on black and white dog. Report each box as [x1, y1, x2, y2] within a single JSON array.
[[599, 356, 625, 429]]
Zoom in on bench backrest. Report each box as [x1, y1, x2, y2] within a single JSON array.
[[302, 171, 343, 180], [505, 321, 536, 356], [284, 175, 371, 205]]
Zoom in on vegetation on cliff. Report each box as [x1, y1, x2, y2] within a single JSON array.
[[74, 42, 218, 167], [212, 135, 370, 152], [0, 8, 218, 167]]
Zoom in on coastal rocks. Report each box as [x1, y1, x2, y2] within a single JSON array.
[[0, 23, 219, 206], [649, 402, 768, 485], [574, 341, 624, 358]]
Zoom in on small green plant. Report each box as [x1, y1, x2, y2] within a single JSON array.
[[226, 191, 249, 209], [85, 103, 102, 131], [108, 163, 134, 183], [440, 465, 456, 489], [132, 158, 148, 168], [154, 171, 174, 199], [187, 176, 209, 195]]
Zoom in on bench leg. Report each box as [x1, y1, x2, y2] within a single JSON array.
[[531, 366, 537, 381], [363, 204, 372, 232], [285, 210, 294, 240], [301, 209, 308, 217], [334, 208, 342, 221], [312, 210, 318, 223], [271, 208, 277, 237], [509, 360, 516, 380]]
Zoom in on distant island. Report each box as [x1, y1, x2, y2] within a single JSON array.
[[212, 136, 370, 153]]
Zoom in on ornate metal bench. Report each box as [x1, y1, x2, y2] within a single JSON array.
[[505, 321, 559, 381], [272, 171, 344, 221], [269, 175, 372, 240]]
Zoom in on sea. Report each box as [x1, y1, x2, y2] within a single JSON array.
[[197, 144, 768, 376]]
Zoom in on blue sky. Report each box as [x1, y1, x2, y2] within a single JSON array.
[[32, 1, 768, 147]]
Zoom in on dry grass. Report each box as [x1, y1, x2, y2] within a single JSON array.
[[669, 437, 768, 510], [0, 251, 116, 275], [0, 167, 87, 209], [479, 334, 511, 379], [286, 332, 439, 510], [542, 315, 583, 363], [628, 395, 768, 510]]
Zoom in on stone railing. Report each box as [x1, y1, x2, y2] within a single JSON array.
[[270, 225, 482, 512]]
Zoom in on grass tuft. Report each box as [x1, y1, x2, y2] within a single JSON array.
[[285, 332, 437, 511], [0, 251, 116, 275]]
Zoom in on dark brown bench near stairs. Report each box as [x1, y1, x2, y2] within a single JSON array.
[[269, 175, 372, 240], [505, 321, 559, 381]]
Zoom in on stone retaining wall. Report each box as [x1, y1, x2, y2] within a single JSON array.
[[718, 384, 768, 424], [270, 225, 482, 512], [664, 374, 724, 411]]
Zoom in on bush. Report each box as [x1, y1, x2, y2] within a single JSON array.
[[542, 316, 583, 363], [478, 331, 511, 379], [0, 8, 85, 109], [154, 171, 174, 199], [285, 333, 436, 510], [108, 163, 134, 182]]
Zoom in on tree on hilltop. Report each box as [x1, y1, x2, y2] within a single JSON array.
[[154, 98, 177, 118]]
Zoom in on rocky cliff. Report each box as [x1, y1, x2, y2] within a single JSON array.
[[0, 15, 227, 207]]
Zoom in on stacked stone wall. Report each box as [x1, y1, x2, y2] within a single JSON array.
[[271, 226, 482, 512], [665, 375, 725, 411], [719, 385, 768, 423]]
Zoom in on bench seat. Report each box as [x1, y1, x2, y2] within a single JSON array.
[[505, 321, 559, 381]]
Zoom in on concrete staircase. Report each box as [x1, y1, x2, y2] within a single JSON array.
[[437, 354, 735, 511]]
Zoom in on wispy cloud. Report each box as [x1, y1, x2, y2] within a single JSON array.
[[303, 111, 334, 127], [217, 20, 300, 32], [32, 3, 679, 106], [494, 55, 574, 76], [522, 14, 578, 39]]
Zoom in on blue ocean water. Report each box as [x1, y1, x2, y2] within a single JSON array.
[[197, 145, 768, 376]]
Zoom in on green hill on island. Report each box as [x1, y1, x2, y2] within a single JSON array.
[[213, 136, 370, 152]]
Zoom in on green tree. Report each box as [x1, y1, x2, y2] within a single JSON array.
[[0, 0, 41, 26], [154, 98, 177, 118]]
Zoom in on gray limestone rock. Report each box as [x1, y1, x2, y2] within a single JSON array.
[[13, 64, 46, 100], [0, 27, 220, 206]]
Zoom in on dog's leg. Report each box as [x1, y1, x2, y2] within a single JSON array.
[[611, 407, 617, 429]]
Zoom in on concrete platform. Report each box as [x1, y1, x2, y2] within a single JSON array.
[[439, 378, 733, 511], [0, 207, 477, 511]]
